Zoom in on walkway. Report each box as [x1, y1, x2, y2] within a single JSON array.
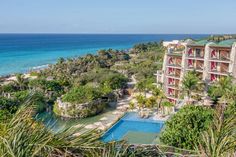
[[74, 95, 132, 134]]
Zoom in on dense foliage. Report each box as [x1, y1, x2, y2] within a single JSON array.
[[181, 71, 204, 102], [160, 105, 213, 150], [39, 49, 130, 85], [1, 38, 236, 156], [196, 104, 236, 156], [208, 76, 235, 103], [76, 68, 128, 89], [112, 42, 165, 81], [62, 85, 104, 104], [0, 105, 103, 157], [207, 35, 236, 42]]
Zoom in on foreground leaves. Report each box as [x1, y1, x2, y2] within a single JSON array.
[[0, 99, 102, 157], [196, 104, 236, 157]]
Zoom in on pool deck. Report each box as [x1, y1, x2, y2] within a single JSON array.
[[73, 88, 171, 138], [74, 95, 132, 134]]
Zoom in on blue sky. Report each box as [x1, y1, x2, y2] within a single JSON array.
[[0, 0, 235, 34]]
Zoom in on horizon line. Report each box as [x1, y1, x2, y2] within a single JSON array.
[[0, 32, 232, 35]]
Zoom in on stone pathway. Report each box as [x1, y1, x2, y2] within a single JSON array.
[[79, 95, 132, 132]]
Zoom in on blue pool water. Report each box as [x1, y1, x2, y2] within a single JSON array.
[[0, 34, 208, 76], [101, 112, 164, 143]]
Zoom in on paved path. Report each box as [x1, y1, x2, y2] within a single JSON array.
[[78, 95, 132, 133]]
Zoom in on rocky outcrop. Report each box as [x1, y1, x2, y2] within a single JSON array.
[[54, 91, 119, 119], [54, 98, 106, 119]]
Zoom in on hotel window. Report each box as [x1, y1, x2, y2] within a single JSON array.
[[188, 48, 193, 56], [195, 49, 201, 57]]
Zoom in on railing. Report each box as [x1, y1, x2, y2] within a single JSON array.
[[167, 72, 181, 77], [195, 54, 204, 58], [210, 69, 229, 74], [168, 64, 181, 67], [196, 65, 204, 70], [211, 54, 230, 61], [220, 55, 230, 61], [168, 82, 179, 87], [187, 65, 194, 69]]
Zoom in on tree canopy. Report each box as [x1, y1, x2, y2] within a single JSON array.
[[160, 105, 213, 150]]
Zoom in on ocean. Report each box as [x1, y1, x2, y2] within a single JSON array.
[[0, 34, 209, 76]]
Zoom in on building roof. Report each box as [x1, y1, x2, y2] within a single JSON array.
[[218, 39, 236, 46], [195, 39, 209, 45], [209, 39, 236, 48], [188, 39, 236, 48], [188, 39, 209, 46]]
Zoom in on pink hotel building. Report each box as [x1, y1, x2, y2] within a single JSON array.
[[156, 39, 236, 103]]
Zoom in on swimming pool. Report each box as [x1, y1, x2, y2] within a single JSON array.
[[101, 112, 164, 144]]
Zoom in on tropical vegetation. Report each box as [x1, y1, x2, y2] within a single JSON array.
[[1, 39, 236, 156], [160, 105, 213, 150]]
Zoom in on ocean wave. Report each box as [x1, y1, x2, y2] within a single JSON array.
[[32, 64, 49, 70]]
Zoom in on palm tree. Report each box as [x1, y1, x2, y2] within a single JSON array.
[[151, 86, 166, 110], [136, 94, 146, 109], [0, 101, 102, 156], [196, 104, 236, 157], [13, 74, 28, 90], [209, 76, 232, 99], [135, 78, 153, 96], [161, 101, 175, 115], [224, 84, 236, 103], [135, 80, 146, 94], [181, 71, 203, 104], [208, 76, 233, 106]]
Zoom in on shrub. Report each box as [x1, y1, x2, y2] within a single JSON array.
[[62, 85, 103, 104], [145, 96, 157, 108], [129, 102, 135, 110], [160, 105, 213, 150]]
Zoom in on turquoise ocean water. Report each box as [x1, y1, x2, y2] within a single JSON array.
[[0, 34, 209, 76]]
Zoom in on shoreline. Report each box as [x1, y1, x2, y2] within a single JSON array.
[[0, 47, 131, 84], [0, 64, 49, 85], [0, 48, 131, 78], [0, 34, 209, 77]]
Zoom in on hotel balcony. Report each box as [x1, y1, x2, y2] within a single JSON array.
[[167, 45, 185, 57], [167, 78, 180, 88], [187, 59, 204, 72], [167, 88, 179, 98], [210, 74, 227, 82], [209, 62, 230, 75], [167, 68, 181, 78], [167, 56, 182, 68], [210, 49, 230, 62], [187, 48, 205, 59]]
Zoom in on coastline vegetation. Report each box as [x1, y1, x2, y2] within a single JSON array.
[[0, 39, 236, 156]]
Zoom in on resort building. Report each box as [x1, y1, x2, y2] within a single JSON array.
[[156, 39, 236, 104]]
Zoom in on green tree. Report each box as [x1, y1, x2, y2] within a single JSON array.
[[62, 85, 104, 104], [208, 76, 232, 104], [151, 86, 166, 109], [129, 102, 135, 110], [103, 74, 128, 90], [181, 71, 203, 103], [136, 78, 153, 96], [161, 101, 174, 115], [145, 96, 157, 108], [196, 104, 236, 157], [0, 105, 101, 157], [136, 94, 146, 109], [14, 73, 28, 90], [160, 105, 213, 150]]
